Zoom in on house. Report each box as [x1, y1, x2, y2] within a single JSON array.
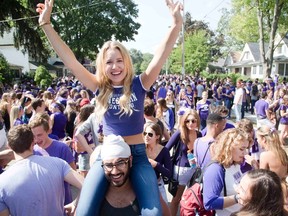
[[0, 29, 96, 78], [225, 33, 288, 79], [0, 29, 61, 77]]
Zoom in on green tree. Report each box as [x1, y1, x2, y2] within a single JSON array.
[[129, 49, 143, 74], [226, 0, 288, 77], [0, 0, 50, 61], [0, 53, 12, 84], [34, 65, 52, 88], [170, 30, 212, 75], [140, 53, 153, 74], [53, 0, 141, 61]]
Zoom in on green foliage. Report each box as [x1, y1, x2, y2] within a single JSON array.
[[129, 49, 143, 74], [53, 0, 141, 61], [0, 0, 50, 61], [169, 30, 212, 75], [34, 65, 52, 88], [200, 70, 246, 84], [0, 53, 12, 84], [140, 53, 153, 74]]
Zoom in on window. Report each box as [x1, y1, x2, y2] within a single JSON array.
[[252, 66, 256, 75], [244, 51, 250, 60], [279, 64, 285, 76], [259, 65, 263, 75]]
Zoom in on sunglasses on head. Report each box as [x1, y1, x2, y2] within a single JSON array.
[[185, 119, 196, 124], [143, 132, 154, 137]]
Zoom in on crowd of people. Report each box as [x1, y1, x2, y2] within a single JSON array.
[[1, 0, 288, 215]]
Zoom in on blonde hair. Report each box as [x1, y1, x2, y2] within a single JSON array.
[[95, 41, 134, 118], [10, 105, 22, 127], [257, 125, 288, 167], [179, 109, 200, 145], [212, 128, 248, 168], [0, 93, 10, 111]]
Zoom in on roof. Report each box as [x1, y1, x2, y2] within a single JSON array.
[[230, 51, 241, 63], [29, 61, 60, 70], [246, 42, 268, 62]]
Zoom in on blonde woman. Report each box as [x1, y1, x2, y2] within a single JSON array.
[[252, 125, 288, 180], [9, 105, 24, 127], [165, 109, 202, 216], [36, 0, 182, 215], [0, 93, 12, 131], [203, 128, 250, 215]]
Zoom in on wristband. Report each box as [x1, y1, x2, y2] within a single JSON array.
[[234, 194, 239, 203], [39, 22, 51, 27]]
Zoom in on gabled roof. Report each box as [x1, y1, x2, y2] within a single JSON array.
[[29, 61, 59, 70], [246, 42, 269, 62], [230, 51, 241, 63]]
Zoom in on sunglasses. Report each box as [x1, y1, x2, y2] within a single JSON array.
[[185, 119, 197, 124], [143, 132, 154, 137]]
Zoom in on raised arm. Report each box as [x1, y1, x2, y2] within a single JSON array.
[[36, 0, 99, 92], [141, 0, 183, 90]]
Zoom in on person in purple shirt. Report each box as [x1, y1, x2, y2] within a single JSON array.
[[201, 105, 234, 137], [165, 109, 202, 216], [144, 122, 172, 204], [254, 92, 274, 128], [9, 105, 24, 128], [50, 102, 67, 139], [194, 113, 227, 169], [196, 91, 211, 130], [203, 128, 249, 215], [279, 94, 288, 145], [29, 115, 76, 205]]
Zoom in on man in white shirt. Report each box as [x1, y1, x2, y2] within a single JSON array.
[[233, 79, 244, 122]]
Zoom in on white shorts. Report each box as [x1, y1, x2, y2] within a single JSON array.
[[173, 165, 195, 186]]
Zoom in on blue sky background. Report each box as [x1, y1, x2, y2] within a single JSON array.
[[123, 0, 231, 54]]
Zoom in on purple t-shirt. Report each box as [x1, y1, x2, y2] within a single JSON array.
[[51, 112, 67, 139], [201, 122, 235, 136], [280, 104, 288, 124], [203, 162, 225, 210], [102, 76, 146, 136], [255, 99, 269, 117], [34, 140, 74, 205], [196, 101, 211, 121], [194, 138, 214, 169]]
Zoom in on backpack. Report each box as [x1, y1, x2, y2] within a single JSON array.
[[180, 161, 216, 216]]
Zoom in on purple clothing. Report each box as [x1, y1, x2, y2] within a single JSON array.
[[203, 162, 225, 210], [51, 112, 67, 139], [196, 101, 211, 121], [154, 147, 172, 179], [102, 76, 146, 136], [201, 122, 235, 136], [34, 140, 74, 205], [194, 138, 214, 169], [255, 99, 269, 118], [157, 87, 167, 99], [165, 130, 202, 167], [13, 118, 24, 126], [280, 104, 288, 125]]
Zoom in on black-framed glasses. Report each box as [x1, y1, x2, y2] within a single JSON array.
[[185, 119, 197, 124], [101, 159, 129, 172], [143, 132, 154, 137]]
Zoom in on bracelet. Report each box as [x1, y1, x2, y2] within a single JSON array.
[[234, 194, 239, 203], [39, 22, 51, 27]]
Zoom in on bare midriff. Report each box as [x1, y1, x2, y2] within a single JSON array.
[[122, 133, 144, 145]]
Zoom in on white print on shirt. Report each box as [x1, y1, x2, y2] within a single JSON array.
[[108, 93, 138, 110]]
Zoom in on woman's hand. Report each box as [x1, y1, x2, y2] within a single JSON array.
[[165, 0, 183, 25], [36, 0, 54, 26], [148, 158, 157, 168]]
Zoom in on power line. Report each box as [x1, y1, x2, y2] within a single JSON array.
[[0, 1, 106, 24], [203, 0, 227, 19]]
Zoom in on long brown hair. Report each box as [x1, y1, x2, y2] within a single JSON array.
[[179, 109, 200, 145]]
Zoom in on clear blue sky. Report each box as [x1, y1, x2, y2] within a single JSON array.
[[123, 0, 231, 54]]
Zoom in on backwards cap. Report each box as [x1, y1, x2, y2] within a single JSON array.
[[100, 135, 131, 161]]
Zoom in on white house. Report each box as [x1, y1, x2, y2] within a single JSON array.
[[225, 33, 288, 79]]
